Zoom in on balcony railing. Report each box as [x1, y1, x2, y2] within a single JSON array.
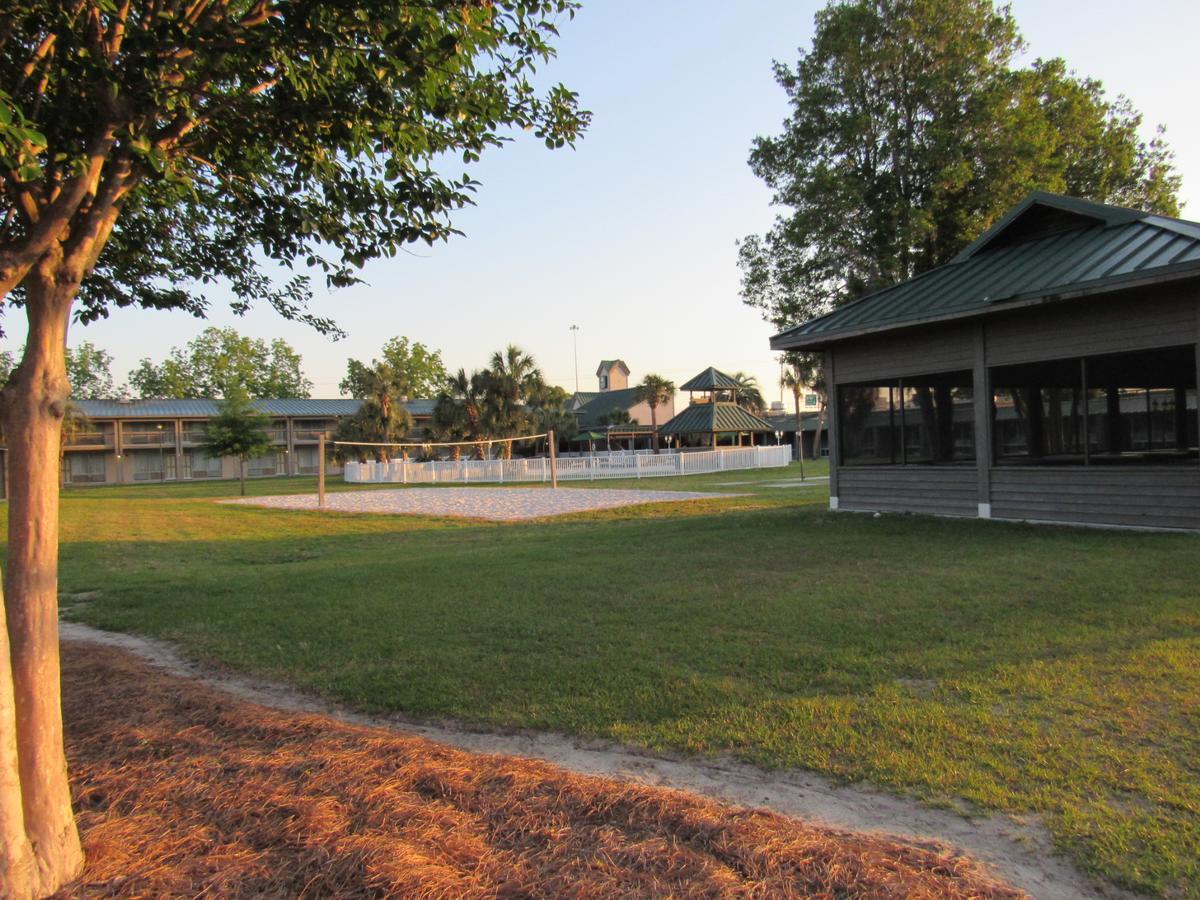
[[63, 431, 112, 448], [123, 432, 177, 446], [292, 429, 330, 441]]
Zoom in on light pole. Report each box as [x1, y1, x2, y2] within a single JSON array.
[[569, 324, 580, 393], [156, 423, 165, 482]]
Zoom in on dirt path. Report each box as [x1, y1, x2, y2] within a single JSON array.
[[61, 622, 1124, 899]]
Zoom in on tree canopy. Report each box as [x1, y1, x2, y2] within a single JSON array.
[[2, 340, 116, 397], [432, 345, 571, 458], [739, 0, 1182, 331], [65, 341, 116, 399], [0, 0, 589, 335], [340, 337, 447, 400], [128, 327, 310, 398]]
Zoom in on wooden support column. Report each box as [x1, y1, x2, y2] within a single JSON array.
[[973, 324, 992, 518], [173, 419, 184, 481], [114, 419, 124, 484], [286, 418, 296, 475], [1195, 301, 1200, 467], [825, 348, 839, 509]]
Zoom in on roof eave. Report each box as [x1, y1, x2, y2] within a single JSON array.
[[770, 259, 1200, 352]]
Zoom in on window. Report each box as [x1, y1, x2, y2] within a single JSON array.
[[63, 453, 105, 484], [132, 451, 164, 481], [805, 393, 818, 408], [248, 450, 285, 477], [599, 374, 609, 390], [185, 450, 223, 479], [295, 446, 320, 474], [991, 345, 1197, 466], [838, 371, 974, 466], [992, 358, 1085, 463]]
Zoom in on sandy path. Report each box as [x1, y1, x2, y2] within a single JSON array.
[[61, 622, 1125, 899]]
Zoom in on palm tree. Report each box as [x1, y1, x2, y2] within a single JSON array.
[[731, 372, 766, 415], [780, 351, 824, 475], [634, 374, 675, 452], [335, 361, 413, 461], [435, 368, 489, 459], [484, 345, 542, 459]]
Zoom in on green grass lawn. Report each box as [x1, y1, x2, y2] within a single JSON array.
[[32, 462, 1200, 896]]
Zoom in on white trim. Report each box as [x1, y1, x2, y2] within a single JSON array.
[[978, 502, 992, 519]]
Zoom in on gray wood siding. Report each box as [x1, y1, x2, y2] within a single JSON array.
[[985, 287, 1197, 366], [832, 326, 974, 384], [991, 467, 1200, 530], [839, 467, 977, 516]]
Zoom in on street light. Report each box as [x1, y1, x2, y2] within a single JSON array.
[[569, 324, 580, 393]]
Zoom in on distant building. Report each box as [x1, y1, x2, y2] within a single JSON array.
[[569, 359, 676, 449], [53, 398, 435, 486]]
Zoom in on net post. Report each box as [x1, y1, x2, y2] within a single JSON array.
[[318, 433, 327, 509], [548, 429, 558, 488]]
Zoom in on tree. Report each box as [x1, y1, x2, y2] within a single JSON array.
[[64, 342, 115, 399], [482, 345, 542, 459], [0, 2, 586, 892], [633, 374, 675, 452], [730, 373, 766, 415], [433, 369, 489, 460], [340, 337, 448, 400], [739, 0, 1181, 331], [780, 351, 823, 471], [526, 382, 577, 454], [129, 327, 310, 399], [334, 361, 414, 460], [200, 387, 273, 496]]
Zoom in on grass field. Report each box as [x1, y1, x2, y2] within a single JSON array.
[[32, 462, 1200, 895]]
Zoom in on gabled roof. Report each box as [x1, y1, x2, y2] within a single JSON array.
[[659, 402, 775, 435], [74, 398, 436, 419], [596, 359, 630, 377], [680, 367, 743, 392], [572, 387, 643, 428], [771, 191, 1200, 351]]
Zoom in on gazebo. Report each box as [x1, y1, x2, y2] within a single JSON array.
[[659, 368, 776, 448]]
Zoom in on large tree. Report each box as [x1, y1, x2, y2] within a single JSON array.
[[739, 0, 1181, 331], [340, 336, 447, 400], [128, 326, 310, 398], [0, 2, 586, 894]]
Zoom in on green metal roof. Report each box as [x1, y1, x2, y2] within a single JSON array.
[[573, 387, 644, 428], [659, 402, 775, 435], [679, 367, 743, 392], [771, 192, 1200, 351], [763, 412, 823, 433]]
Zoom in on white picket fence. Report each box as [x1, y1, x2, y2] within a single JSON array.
[[344, 445, 791, 485]]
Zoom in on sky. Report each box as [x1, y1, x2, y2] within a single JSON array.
[[5, 0, 1199, 407]]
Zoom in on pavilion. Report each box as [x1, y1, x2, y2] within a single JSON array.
[[659, 368, 776, 448]]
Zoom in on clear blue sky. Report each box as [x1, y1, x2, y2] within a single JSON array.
[[6, 0, 1199, 404]]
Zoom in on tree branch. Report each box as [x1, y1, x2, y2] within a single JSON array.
[[0, 130, 117, 299]]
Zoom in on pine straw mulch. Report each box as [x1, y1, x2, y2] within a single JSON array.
[[57, 642, 1023, 898]]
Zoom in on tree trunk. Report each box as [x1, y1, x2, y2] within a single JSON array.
[[239, 456, 246, 496], [651, 405, 659, 453], [0, 258, 85, 897]]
